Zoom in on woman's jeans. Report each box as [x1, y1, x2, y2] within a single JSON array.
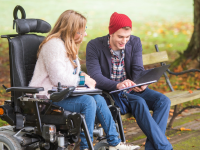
[[125, 88, 173, 150], [53, 94, 121, 150]]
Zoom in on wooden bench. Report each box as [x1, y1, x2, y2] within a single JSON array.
[[82, 45, 200, 128], [119, 46, 200, 128]]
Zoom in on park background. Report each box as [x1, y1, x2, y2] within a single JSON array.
[[0, 0, 200, 149]]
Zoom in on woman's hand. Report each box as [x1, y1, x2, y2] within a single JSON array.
[[81, 72, 96, 89]]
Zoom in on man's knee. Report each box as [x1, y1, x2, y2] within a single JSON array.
[[154, 94, 171, 109], [160, 94, 171, 105], [128, 95, 146, 106]]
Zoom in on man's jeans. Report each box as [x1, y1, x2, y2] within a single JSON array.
[[53, 94, 121, 150], [125, 88, 172, 150]]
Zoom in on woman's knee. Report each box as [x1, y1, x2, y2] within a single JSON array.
[[93, 95, 107, 107], [82, 95, 96, 108]]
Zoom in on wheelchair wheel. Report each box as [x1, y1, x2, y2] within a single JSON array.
[[94, 140, 109, 150], [0, 132, 21, 150]]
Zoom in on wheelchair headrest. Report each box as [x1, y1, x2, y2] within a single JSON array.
[[15, 19, 51, 34]]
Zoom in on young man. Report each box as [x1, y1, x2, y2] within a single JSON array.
[[86, 12, 173, 150]]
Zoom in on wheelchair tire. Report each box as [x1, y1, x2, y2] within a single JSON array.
[[0, 132, 21, 150], [94, 142, 109, 150]]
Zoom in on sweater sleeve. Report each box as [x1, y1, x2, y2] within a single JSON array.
[[41, 39, 79, 87], [86, 41, 119, 91]]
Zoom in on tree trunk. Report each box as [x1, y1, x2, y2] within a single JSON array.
[[172, 0, 200, 68]]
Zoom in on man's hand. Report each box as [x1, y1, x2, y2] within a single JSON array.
[[116, 79, 148, 92], [132, 84, 148, 92], [116, 79, 135, 89]]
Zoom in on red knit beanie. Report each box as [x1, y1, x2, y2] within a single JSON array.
[[109, 12, 132, 35]]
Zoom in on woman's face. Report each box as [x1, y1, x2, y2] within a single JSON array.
[[74, 27, 87, 44]]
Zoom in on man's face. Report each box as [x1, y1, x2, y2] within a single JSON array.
[[109, 28, 131, 50]]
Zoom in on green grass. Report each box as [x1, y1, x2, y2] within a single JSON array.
[[166, 129, 196, 138], [130, 134, 146, 141], [0, 119, 8, 126], [173, 112, 200, 127], [173, 134, 200, 150]]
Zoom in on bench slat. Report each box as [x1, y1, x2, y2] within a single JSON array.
[[143, 51, 169, 65], [121, 90, 200, 120], [165, 90, 200, 106]]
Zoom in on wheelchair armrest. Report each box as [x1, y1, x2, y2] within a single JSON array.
[[50, 86, 75, 102], [6, 86, 44, 93], [102, 91, 115, 106]]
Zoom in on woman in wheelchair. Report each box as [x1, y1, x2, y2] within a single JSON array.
[[29, 10, 140, 150]]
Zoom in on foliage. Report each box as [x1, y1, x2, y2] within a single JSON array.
[[0, 39, 10, 104]]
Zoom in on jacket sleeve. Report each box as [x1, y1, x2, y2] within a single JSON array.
[[41, 39, 79, 87], [131, 38, 145, 81], [86, 41, 119, 91]]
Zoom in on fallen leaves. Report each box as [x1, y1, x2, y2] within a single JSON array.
[[179, 127, 191, 131], [126, 117, 137, 122], [173, 65, 183, 73], [167, 137, 171, 140], [142, 142, 145, 146], [188, 90, 193, 94]]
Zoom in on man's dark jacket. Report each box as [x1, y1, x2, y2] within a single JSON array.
[[86, 35, 144, 92]]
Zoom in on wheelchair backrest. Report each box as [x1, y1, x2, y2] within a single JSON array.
[[2, 15, 51, 105]]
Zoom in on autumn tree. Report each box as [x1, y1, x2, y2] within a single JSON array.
[[173, 0, 200, 69]]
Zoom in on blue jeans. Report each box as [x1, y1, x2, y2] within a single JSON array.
[[53, 94, 121, 150], [125, 88, 172, 150]]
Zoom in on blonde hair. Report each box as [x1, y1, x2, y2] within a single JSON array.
[[37, 10, 87, 67]]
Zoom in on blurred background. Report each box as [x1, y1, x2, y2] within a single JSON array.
[[0, 0, 193, 59], [0, 0, 198, 102], [0, 0, 197, 97]]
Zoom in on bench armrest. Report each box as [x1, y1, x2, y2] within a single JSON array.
[[166, 68, 200, 76], [6, 86, 44, 93]]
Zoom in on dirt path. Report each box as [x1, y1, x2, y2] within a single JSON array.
[[64, 108, 200, 149]]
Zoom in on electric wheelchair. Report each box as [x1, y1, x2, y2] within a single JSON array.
[[0, 5, 126, 150]]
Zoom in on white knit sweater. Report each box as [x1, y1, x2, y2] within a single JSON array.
[[29, 38, 80, 96]]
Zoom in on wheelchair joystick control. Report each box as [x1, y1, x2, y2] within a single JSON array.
[[57, 82, 62, 92]]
